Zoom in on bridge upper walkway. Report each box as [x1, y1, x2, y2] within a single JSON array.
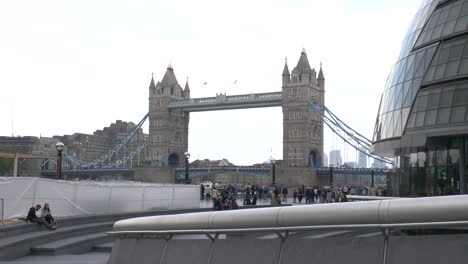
[[167, 92, 282, 112]]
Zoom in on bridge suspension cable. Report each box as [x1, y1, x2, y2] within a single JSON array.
[[61, 113, 150, 169], [308, 101, 393, 165]]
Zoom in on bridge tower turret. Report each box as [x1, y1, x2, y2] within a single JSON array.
[[282, 59, 290, 87], [282, 49, 324, 168], [148, 65, 190, 168]]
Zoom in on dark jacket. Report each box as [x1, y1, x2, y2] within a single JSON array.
[[26, 207, 38, 221]]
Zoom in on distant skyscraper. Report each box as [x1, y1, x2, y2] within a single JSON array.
[[323, 153, 328, 167], [329, 150, 342, 167], [372, 158, 385, 169], [358, 147, 367, 168]]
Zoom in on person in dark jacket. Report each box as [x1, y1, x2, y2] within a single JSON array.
[[26, 204, 56, 230]]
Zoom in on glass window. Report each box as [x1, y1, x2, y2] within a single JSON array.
[[453, 87, 468, 105], [424, 65, 436, 82], [415, 111, 426, 127], [439, 89, 454, 107], [418, 152, 426, 167], [454, 16, 468, 32], [445, 60, 459, 77], [425, 109, 438, 125], [434, 63, 447, 79], [428, 150, 436, 166], [427, 92, 440, 109], [438, 8, 450, 24], [442, 20, 457, 36], [431, 24, 444, 40], [417, 95, 428, 111], [448, 4, 461, 20], [438, 47, 450, 63], [449, 43, 464, 60], [451, 105, 466, 122], [407, 113, 416, 128], [437, 107, 451, 124], [448, 149, 460, 164], [458, 58, 468, 75], [436, 149, 448, 166]]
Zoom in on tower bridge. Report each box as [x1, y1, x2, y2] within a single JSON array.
[[44, 49, 390, 186], [147, 49, 325, 186]]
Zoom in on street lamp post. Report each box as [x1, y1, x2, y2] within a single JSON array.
[[55, 142, 64, 180], [271, 160, 276, 186], [184, 152, 191, 184]]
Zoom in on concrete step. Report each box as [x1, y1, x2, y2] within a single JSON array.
[[92, 242, 113, 253], [0, 222, 113, 260], [31, 232, 111, 255]]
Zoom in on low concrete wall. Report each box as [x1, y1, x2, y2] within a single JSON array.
[[274, 167, 328, 187], [133, 168, 176, 183]]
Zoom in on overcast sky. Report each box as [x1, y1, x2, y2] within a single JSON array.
[[0, 0, 422, 165]]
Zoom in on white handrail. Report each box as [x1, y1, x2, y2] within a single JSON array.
[[113, 195, 468, 232]]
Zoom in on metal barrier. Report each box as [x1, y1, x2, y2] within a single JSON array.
[[108, 195, 468, 264]]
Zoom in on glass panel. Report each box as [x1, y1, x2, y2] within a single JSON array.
[[417, 95, 428, 111], [424, 65, 436, 82], [444, 60, 459, 78], [425, 109, 438, 125], [418, 152, 426, 167], [436, 149, 448, 166], [430, 24, 444, 40], [442, 19, 456, 36], [448, 149, 460, 165], [437, 8, 450, 24], [439, 89, 454, 107], [437, 107, 451, 124], [428, 150, 436, 166], [415, 111, 426, 127], [434, 63, 446, 79], [448, 4, 462, 20], [407, 112, 416, 128], [454, 16, 468, 32], [449, 43, 464, 61], [451, 105, 466, 122], [453, 87, 468, 105], [401, 107, 411, 130], [438, 47, 450, 64], [458, 58, 468, 75], [427, 92, 440, 109], [461, 2, 468, 17]]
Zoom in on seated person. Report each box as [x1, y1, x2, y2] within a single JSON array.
[[26, 204, 56, 230], [40, 203, 56, 226]]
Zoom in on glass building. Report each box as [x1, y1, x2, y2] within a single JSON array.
[[372, 0, 468, 196]]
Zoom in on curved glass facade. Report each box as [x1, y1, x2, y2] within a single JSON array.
[[372, 0, 468, 196], [374, 0, 439, 141]]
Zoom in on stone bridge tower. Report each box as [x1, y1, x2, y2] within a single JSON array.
[[148, 65, 190, 168], [282, 49, 325, 167]]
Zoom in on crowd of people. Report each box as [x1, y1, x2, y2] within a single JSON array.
[[202, 183, 387, 209]]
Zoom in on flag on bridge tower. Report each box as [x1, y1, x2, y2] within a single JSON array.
[[234, 80, 237, 85], [202, 82, 207, 85]]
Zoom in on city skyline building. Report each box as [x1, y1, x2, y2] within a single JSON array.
[[329, 149, 342, 167], [372, 0, 468, 196], [358, 147, 367, 168]]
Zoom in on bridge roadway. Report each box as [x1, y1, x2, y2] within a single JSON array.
[[167, 91, 282, 112], [41, 166, 387, 179]]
